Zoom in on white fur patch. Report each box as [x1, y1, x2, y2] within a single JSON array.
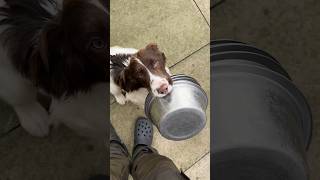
[[122, 57, 130, 67], [110, 46, 138, 56], [165, 67, 172, 75], [125, 88, 149, 106]]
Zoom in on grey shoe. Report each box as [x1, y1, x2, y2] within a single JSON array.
[[134, 117, 153, 148]]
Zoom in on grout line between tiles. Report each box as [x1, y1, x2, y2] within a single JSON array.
[[192, 0, 210, 27], [184, 151, 210, 172], [170, 42, 209, 69]]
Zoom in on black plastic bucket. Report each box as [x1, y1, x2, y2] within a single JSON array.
[[211, 40, 312, 180]]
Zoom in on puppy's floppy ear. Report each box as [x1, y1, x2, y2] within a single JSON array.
[[146, 43, 158, 51], [39, 28, 50, 71], [39, 24, 63, 71], [117, 70, 126, 90], [63, 0, 78, 7]]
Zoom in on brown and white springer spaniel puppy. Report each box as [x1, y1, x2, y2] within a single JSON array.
[[110, 44, 173, 106]]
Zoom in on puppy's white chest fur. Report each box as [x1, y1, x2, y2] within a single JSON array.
[[110, 77, 148, 106], [125, 88, 149, 106], [110, 46, 138, 56]]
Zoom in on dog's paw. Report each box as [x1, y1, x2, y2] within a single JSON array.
[[15, 102, 51, 137], [115, 95, 126, 105]]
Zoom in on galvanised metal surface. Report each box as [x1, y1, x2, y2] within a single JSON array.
[[211, 40, 312, 180], [145, 74, 208, 141]]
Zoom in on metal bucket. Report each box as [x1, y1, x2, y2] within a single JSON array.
[[211, 40, 312, 180], [145, 74, 208, 141]]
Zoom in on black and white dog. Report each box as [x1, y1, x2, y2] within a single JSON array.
[[110, 43, 173, 106], [0, 0, 108, 138]]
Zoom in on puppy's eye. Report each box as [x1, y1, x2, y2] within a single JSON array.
[[90, 38, 106, 49]]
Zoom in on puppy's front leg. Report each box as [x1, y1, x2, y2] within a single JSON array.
[[0, 69, 51, 137], [15, 102, 51, 137], [114, 93, 126, 105], [50, 83, 108, 139], [110, 78, 126, 105]]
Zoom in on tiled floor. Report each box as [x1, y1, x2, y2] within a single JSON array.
[[111, 0, 210, 179]]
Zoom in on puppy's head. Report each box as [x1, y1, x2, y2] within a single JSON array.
[[37, 0, 109, 97], [120, 43, 173, 97]]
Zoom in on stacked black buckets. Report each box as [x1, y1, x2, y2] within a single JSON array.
[[211, 40, 312, 180]]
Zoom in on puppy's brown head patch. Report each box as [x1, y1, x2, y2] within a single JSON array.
[[136, 43, 172, 85], [117, 57, 150, 92]]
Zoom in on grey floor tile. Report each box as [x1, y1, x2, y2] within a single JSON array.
[[194, 0, 210, 25], [110, 0, 210, 67], [185, 152, 210, 180]]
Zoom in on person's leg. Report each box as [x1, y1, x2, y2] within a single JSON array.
[[131, 145, 189, 180], [130, 117, 190, 180], [110, 124, 130, 180]]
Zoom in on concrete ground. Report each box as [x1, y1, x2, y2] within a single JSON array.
[[110, 0, 210, 179], [212, 1, 320, 179]]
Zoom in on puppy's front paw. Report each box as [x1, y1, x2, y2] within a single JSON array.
[[15, 103, 51, 137], [115, 95, 126, 105]]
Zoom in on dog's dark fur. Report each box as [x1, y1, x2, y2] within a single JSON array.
[[0, 0, 108, 98], [111, 55, 150, 92]]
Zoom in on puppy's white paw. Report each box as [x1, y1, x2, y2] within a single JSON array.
[[15, 102, 51, 137], [115, 95, 126, 105]]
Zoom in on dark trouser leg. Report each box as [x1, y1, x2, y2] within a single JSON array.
[[110, 142, 130, 180], [131, 145, 189, 180]]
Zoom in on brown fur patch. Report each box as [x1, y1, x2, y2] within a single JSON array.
[[135, 43, 172, 84], [114, 57, 150, 92]]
